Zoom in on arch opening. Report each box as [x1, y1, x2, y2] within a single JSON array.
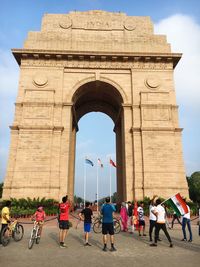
[[72, 80, 123, 123], [74, 112, 116, 202], [69, 81, 126, 203]]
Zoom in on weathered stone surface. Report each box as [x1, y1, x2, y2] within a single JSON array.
[[2, 10, 188, 201]]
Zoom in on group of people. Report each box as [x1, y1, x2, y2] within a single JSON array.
[[119, 195, 194, 247], [59, 195, 195, 250], [0, 200, 46, 245], [0, 195, 199, 250]]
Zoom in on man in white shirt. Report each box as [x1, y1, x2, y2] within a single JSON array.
[[150, 198, 173, 248], [181, 203, 192, 242], [149, 196, 161, 242]]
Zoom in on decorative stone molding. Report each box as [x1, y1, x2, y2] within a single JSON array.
[[131, 126, 183, 132], [59, 17, 72, 29], [10, 125, 64, 131], [33, 73, 48, 87], [21, 59, 174, 70], [12, 49, 181, 69], [145, 76, 161, 89], [124, 19, 136, 31]]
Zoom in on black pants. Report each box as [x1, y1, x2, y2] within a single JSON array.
[[149, 220, 156, 241], [171, 215, 182, 228], [0, 224, 8, 244], [155, 223, 172, 244]]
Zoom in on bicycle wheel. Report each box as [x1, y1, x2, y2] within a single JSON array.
[[13, 224, 24, 241], [114, 220, 121, 234], [36, 229, 40, 244], [93, 220, 102, 233], [28, 229, 36, 249], [1, 226, 11, 246]]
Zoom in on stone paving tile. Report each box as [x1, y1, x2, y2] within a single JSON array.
[[0, 217, 199, 267]]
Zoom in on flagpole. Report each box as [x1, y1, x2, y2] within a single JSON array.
[[96, 158, 99, 212], [84, 158, 86, 208], [109, 160, 111, 201]]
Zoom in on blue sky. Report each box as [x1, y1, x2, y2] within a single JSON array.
[[0, 0, 200, 201]]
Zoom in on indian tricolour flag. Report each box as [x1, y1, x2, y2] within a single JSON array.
[[166, 193, 188, 216]]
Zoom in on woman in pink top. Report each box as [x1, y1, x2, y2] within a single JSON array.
[[120, 202, 128, 232], [32, 206, 46, 238]]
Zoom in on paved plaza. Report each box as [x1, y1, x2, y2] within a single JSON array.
[[0, 215, 199, 267]]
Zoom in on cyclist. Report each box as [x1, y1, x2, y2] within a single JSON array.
[[31, 206, 46, 240], [0, 200, 11, 245]]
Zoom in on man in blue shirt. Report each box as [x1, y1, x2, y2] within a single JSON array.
[[101, 197, 116, 251]]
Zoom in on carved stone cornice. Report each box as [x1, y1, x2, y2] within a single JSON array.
[[12, 49, 181, 69], [9, 125, 64, 131], [131, 126, 183, 132]]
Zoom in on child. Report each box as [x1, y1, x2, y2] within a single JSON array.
[[79, 202, 93, 246], [137, 202, 146, 236], [32, 206, 46, 239]]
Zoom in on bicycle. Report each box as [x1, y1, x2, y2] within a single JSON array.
[[1, 219, 24, 246], [28, 221, 42, 249], [93, 216, 121, 234]]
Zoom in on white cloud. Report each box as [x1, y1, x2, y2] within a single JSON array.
[[155, 14, 200, 108], [155, 14, 200, 175]]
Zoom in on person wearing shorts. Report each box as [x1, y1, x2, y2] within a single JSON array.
[[79, 202, 93, 246], [58, 195, 71, 248], [101, 197, 116, 252], [32, 206, 46, 240], [137, 202, 146, 236], [0, 200, 11, 245]]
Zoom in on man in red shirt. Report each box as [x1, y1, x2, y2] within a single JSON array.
[[58, 195, 71, 248]]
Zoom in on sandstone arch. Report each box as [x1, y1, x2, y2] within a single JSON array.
[[2, 10, 188, 201]]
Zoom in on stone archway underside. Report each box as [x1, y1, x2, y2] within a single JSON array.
[[2, 10, 188, 201], [71, 80, 125, 202]]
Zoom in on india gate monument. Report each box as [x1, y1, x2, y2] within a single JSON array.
[[2, 10, 188, 201]]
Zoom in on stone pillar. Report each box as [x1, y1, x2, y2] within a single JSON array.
[[49, 127, 63, 199], [59, 104, 73, 200], [67, 125, 76, 201], [2, 128, 19, 199], [122, 104, 134, 202], [115, 121, 123, 203]]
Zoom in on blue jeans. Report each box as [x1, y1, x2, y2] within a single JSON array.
[[182, 218, 192, 241]]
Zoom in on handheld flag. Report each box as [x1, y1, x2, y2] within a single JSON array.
[[97, 158, 103, 168], [165, 193, 188, 216], [85, 158, 94, 167], [110, 158, 116, 168], [133, 200, 139, 230]]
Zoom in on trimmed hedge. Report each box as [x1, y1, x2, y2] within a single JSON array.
[[0, 197, 59, 217]]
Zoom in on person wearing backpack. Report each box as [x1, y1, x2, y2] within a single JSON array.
[[58, 195, 71, 248]]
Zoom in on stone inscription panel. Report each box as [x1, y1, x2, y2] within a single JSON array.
[[23, 106, 52, 119], [141, 92, 169, 105], [25, 90, 54, 102], [143, 107, 170, 121], [15, 132, 51, 172]]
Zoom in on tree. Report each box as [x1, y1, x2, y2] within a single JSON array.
[[111, 192, 118, 203], [187, 172, 200, 204], [74, 195, 84, 204]]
